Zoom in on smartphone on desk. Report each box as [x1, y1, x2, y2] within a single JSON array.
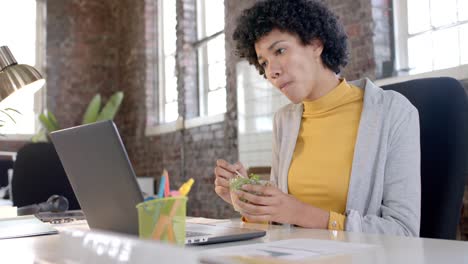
[[35, 210, 86, 224]]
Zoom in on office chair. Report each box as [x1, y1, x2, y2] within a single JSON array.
[[381, 77, 468, 239], [11, 142, 80, 210]]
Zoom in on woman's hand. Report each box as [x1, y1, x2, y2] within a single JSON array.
[[234, 184, 330, 228], [213, 159, 247, 205]]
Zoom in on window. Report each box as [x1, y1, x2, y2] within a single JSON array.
[[0, 0, 44, 135], [394, 0, 468, 75], [196, 0, 226, 117], [158, 0, 178, 123]]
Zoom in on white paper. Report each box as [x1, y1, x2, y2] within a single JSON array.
[[186, 217, 231, 225], [201, 238, 375, 261]]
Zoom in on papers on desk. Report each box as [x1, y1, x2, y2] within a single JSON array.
[[186, 217, 231, 225], [0, 215, 58, 239], [200, 238, 376, 263], [0, 205, 17, 218]]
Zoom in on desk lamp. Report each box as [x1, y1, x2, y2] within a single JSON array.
[[0, 46, 45, 107]]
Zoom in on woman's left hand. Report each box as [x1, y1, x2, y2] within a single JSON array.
[[234, 184, 329, 228]]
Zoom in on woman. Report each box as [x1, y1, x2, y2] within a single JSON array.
[[214, 0, 420, 236]]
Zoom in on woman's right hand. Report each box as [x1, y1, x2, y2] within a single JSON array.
[[214, 159, 247, 205]]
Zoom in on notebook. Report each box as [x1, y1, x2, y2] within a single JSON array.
[[0, 215, 58, 239], [50, 120, 265, 245]]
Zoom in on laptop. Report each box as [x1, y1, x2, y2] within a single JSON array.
[[49, 120, 266, 245]]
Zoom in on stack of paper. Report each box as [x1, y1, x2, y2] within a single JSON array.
[[0, 206, 16, 219], [0, 215, 58, 239]]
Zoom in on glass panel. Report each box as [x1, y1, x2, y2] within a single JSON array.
[[460, 24, 468, 64], [164, 56, 178, 102], [432, 27, 459, 70], [163, 0, 177, 55], [430, 0, 457, 27], [459, 0, 468, 21], [407, 0, 431, 34], [408, 33, 433, 73], [208, 62, 226, 91], [203, 0, 225, 37], [207, 34, 225, 65], [207, 88, 226, 116], [165, 102, 178, 122], [0, 0, 37, 134]]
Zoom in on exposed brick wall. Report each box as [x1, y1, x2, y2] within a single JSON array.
[[371, 0, 393, 79], [46, 0, 120, 129], [323, 0, 377, 80]]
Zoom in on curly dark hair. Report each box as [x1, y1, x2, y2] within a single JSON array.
[[232, 0, 348, 76]]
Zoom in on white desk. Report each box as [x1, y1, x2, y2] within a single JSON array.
[[0, 219, 467, 263]]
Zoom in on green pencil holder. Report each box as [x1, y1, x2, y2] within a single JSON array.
[[136, 196, 187, 246]]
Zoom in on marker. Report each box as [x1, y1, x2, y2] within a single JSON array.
[[163, 169, 170, 198], [178, 178, 194, 196], [157, 174, 166, 198]]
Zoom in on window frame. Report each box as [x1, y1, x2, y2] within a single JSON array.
[[157, 0, 179, 124], [195, 0, 226, 117], [393, 0, 468, 74]]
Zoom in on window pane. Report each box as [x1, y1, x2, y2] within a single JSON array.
[[162, 0, 177, 55], [0, 0, 36, 66], [197, 1, 226, 117], [165, 102, 178, 122], [0, 0, 37, 135], [208, 62, 226, 91], [430, 0, 457, 27], [460, 24, 468, 64], [204, 0, 224, 36], [432, 27, 459, 70], [408, 0, 431, 34], [459, 0, 468, 21], [408, 33, 433, 73], [207, 88, 226, 116], [164, 56, 178, 102], [207, 34, 225, 64]]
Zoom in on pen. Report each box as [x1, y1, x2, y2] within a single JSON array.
[[157, 174, 166, 198]]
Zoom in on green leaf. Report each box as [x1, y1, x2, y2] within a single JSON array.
[[96, 91, 124, 121], [39, 112, 58, 133], [47, 111, 60, 131], [0, 109, 16, 124], [82, 94, 102, 124], [4, 108, 21, 115]]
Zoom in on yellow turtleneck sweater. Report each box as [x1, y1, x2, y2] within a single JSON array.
[[288, 79, 364, 230]]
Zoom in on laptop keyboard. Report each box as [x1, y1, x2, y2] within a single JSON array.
[[186, 231, 210, 238]]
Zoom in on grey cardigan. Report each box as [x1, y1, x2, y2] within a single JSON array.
[[270, 78, 421, 236]]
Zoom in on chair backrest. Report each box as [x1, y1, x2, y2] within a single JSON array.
[[381, 77, 468, 239], [11, 142, 80, 210]]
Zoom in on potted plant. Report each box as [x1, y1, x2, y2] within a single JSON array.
[[32, 91, 124, 141], [11, 91, 124, 210]]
